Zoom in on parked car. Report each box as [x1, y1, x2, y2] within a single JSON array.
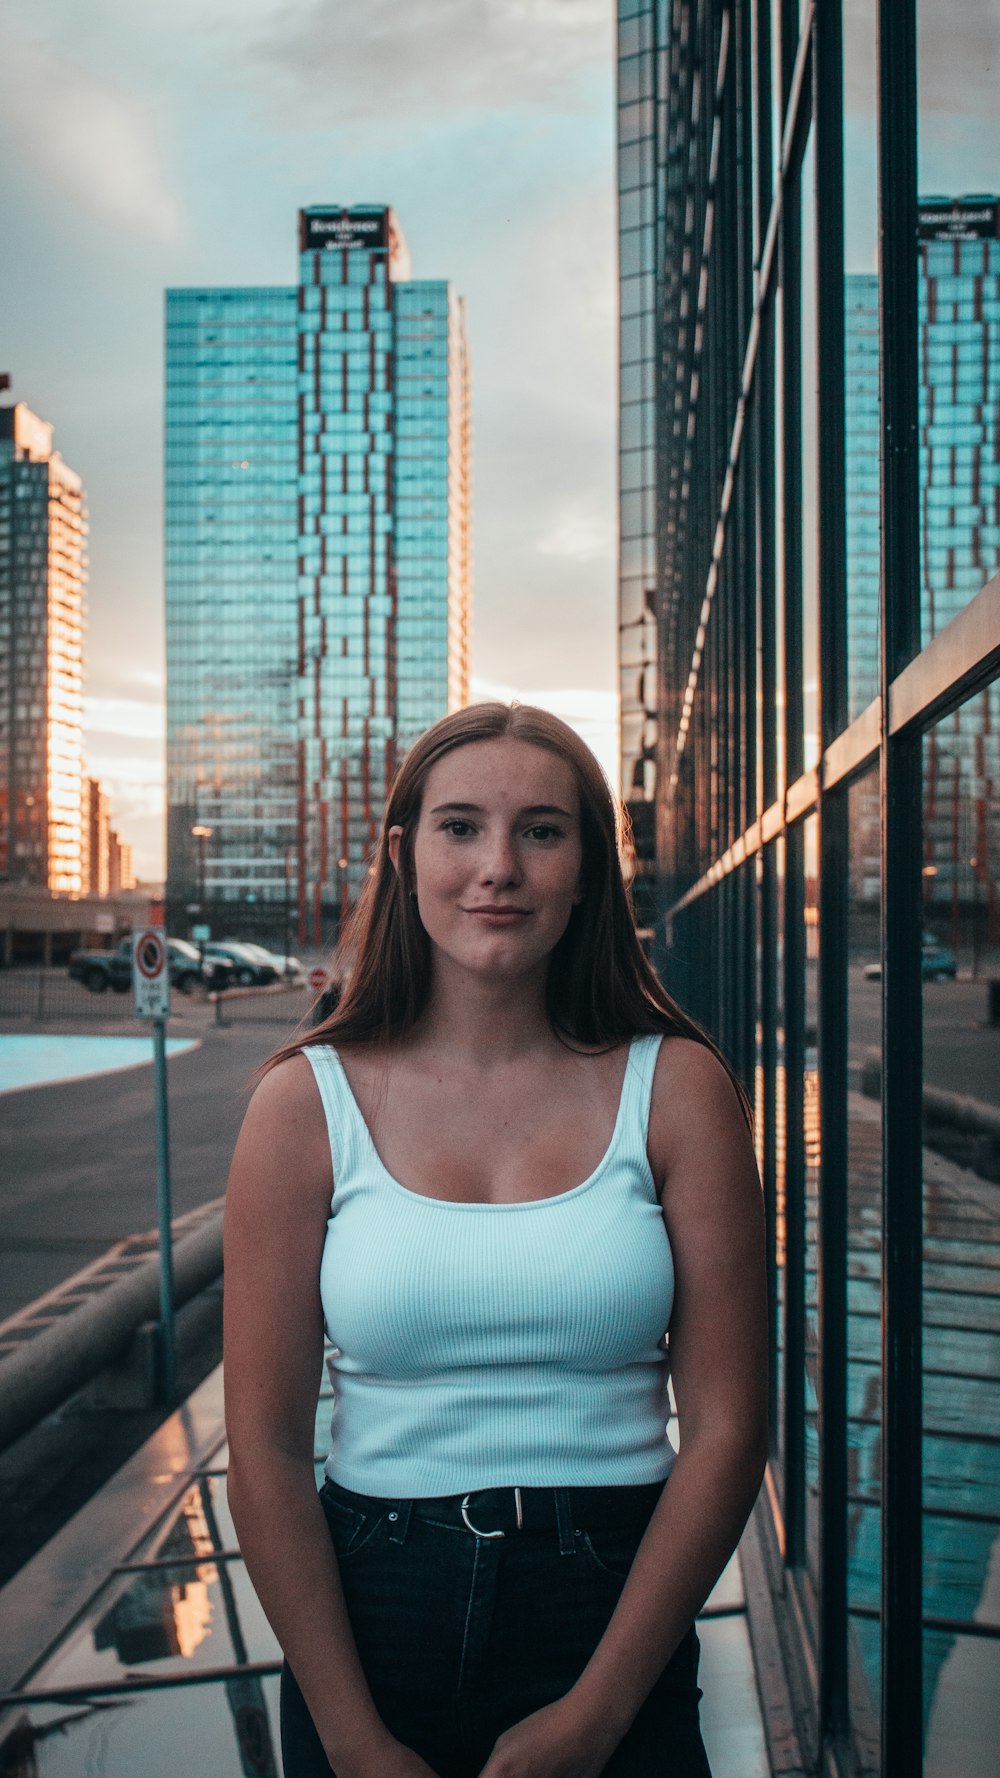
[[68, 936, 205, 994], [862, 931, 958, 982], [202, 942, 279, 988], [227, 941, 303, 978], [166, 938, 208, 993], [68, 939, 132, 994]]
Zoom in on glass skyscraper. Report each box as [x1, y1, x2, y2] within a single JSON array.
[[616, 4, 1000, 1770], [846, 196, 1000, 929], [165, 206, 470, 945], [616, 1, 659, 903], [0, 398, 88, 893]]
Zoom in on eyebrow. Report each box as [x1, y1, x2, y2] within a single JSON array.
[[429, 802, 575, 818]]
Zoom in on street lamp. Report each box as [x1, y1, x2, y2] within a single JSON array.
[[284, 846, 294, 977], [337, 856, 348, 941], [191, 824, 213, 962]]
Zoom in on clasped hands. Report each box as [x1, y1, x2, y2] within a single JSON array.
[[362, 1694, 617, 1778]]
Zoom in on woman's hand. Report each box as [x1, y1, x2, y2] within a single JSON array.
[[476, 1696, 616, 1778], [331, 1733, 443, 1778]]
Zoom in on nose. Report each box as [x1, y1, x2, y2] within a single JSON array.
[[480, 829, 521, 888]]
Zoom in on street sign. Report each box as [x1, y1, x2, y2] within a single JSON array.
[[308, 966, 328, 992], [192, 923, 211, 942], [132, 927, 170, 1020], [132, 926, 176, 1399]]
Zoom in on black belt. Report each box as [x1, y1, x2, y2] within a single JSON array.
[[324, 1478, 666, 1539]]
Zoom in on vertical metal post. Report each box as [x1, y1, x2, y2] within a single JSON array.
[[876, 0, 923, 1771], [780, 0, 808, 1577], [753, 0, 780, 1454], [152, 1015, 176, 1403], [813, 0, 849, 1748]]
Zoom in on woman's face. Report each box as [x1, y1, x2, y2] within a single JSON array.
[[389, 737, 585, 985]]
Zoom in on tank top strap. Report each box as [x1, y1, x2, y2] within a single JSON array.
[[302, 1044, 367, 1193], [616, 1033, 664, 1193]]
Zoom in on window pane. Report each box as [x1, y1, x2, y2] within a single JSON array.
[[804, 813, 820, 1596], [916, 4, 1000, 638], [922, 685, 1000, 1778], [843, 0, 882, 722], [847, 769, 883, 1772]]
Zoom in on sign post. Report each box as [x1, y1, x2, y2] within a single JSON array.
[[132, 928, 175, 1402]]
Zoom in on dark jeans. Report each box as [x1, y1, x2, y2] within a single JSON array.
[[280, 1478, 712, 1778]]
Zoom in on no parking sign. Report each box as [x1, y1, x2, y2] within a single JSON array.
[[132, 927, 170, 1020], [132, 926, 176, 1399]]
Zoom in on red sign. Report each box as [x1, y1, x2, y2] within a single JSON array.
[[135, 931, 166, 979], [308, 966, 328, 992]]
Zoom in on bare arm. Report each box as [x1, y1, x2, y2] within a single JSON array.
[[479, 1037, 768, 1777], [223, 1058, 437, 1778]]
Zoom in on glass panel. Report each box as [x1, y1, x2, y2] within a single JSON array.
[[800, 130, 819, 773], [767, 839, 785, 1500], [922, 687, 1000, 1777], [916, 4, 1000, 641], [26, 1473, 280, 1692], [804, 812, 820, 1592], [847, 768, 883, 1771], [843, 0, 882, 723], [0, 1677, 282, 1777]]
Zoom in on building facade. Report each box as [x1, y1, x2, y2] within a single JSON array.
[[617, 3, 999, 1774], [846, 198, 1000, 937], [0, 399, 88, 894], [165, 207, 471, 946]]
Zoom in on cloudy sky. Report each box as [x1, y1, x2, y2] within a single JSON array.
[[2, 2, 997, 879], [0, 0, 619, 878]]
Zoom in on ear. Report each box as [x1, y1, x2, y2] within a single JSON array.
[[572, 878, 585, 906], [387, 825, 404, 880]]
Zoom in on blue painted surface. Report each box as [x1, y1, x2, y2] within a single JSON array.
[[0, 1034, 199, 1095]]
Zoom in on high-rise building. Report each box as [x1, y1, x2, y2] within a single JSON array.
[[108, 832, 135, 894], [846, 196, 1000, 932], [616, 3, 659, 907], [0, 396, 88, 893], [85, 775, 110, 896], [165, 205, 471, 946]]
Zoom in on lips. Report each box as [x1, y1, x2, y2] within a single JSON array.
[[464, 906, 531, 920]]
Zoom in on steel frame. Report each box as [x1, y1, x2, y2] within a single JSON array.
[[632, 0, 1000, 1769]]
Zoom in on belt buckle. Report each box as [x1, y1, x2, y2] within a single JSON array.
[[460, 1487, 524, 1538]]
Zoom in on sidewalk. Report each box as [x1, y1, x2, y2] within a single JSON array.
[[0, 1368, 779, 1777]]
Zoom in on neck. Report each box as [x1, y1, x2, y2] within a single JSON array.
[[411, 957, 556, 1066]]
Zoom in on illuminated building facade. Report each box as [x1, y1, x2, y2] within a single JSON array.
[[847, 197, 1000, 935], [0, 398, 88, 893], [165, 206, 471, 945], [86, 776, 110, 897]]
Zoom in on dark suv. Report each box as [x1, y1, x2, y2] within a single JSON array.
[[68, 937, 205, 994]]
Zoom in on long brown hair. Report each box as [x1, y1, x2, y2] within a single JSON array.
[[265, 702, 748, 1114]]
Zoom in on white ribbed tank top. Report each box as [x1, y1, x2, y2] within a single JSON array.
[[306, 1033, 676, 1497]]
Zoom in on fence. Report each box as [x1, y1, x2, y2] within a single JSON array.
[[0, 969, 321, 1030]]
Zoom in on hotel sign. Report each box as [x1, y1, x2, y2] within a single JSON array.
[[918, 199, 1000, 241], [300, 210, 388, 252]]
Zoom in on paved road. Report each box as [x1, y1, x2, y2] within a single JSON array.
[[0, 1007, 294, 1322]]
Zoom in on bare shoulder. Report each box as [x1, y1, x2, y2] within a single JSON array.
[[648, 1035, 757, 1202], [227, 1050, 331, 1211]]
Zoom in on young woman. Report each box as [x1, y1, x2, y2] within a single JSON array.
[[223, 703, 768, 1778]]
